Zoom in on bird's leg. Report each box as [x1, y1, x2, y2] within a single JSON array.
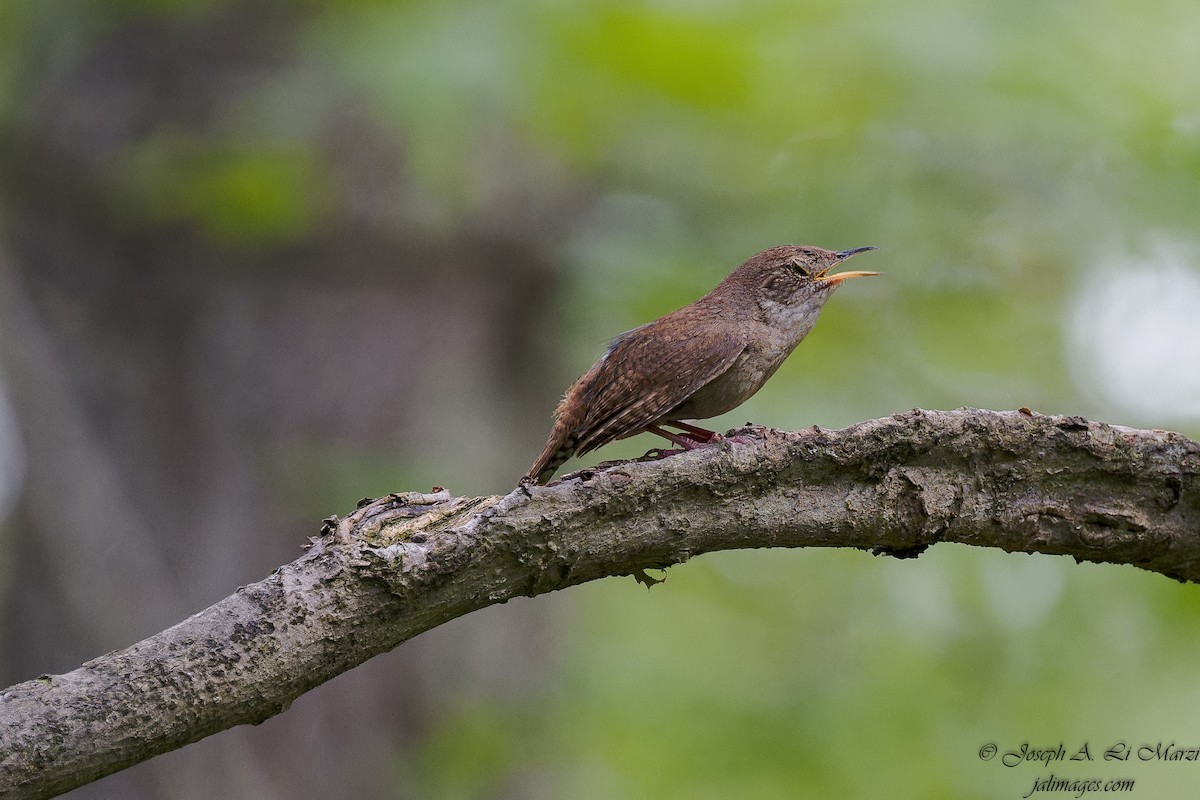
[[637, 427, 685, 460], [639, 421, 726, 461], [661, 420, 724, 444], [643, 424, 710, 450]]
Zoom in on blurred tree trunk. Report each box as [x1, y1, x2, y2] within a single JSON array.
[[0, 7, 570, 799]]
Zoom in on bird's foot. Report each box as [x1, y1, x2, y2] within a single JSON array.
[[643, 423, 721, 450], [675, 433, 718, 450], [662, 420, 723, 445], [641, 446, 685, 461]]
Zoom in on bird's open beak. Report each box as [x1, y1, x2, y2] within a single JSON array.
[[819, 246, 880, 285]]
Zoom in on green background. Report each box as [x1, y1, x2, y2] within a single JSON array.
[[2, 1, 1199, 798]]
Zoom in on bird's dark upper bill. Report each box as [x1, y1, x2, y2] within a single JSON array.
[[817, 246, 881, 283], [834, 246, 878, 260]]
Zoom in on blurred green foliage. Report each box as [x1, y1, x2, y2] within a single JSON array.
[[404, 549, 1200, 799], [5, 0, 1200, 796], [110, 130, 331, 247]]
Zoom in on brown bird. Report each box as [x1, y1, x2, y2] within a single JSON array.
[[524, 244, 879, 483]]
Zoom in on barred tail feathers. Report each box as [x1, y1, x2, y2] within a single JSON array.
[[525, 434, 577, 483], [524, 391, 586, 483]]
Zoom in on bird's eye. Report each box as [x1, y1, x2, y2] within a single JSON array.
[[789, 260, 810, 277]]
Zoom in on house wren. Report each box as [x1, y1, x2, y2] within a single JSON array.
[[524, 244, 879, 483]]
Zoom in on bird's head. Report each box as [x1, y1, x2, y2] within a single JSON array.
[[723, 244, 880, 315]]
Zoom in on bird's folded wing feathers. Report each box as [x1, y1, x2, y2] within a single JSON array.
[[573, 321, 745, 455]]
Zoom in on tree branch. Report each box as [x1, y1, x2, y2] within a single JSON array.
[[2, 409, 1198, 798]]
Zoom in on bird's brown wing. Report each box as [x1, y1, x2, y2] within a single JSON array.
[[572, 319, 745, 456]]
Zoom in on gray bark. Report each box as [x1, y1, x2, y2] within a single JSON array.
[[2, 408, 1198, 799]]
